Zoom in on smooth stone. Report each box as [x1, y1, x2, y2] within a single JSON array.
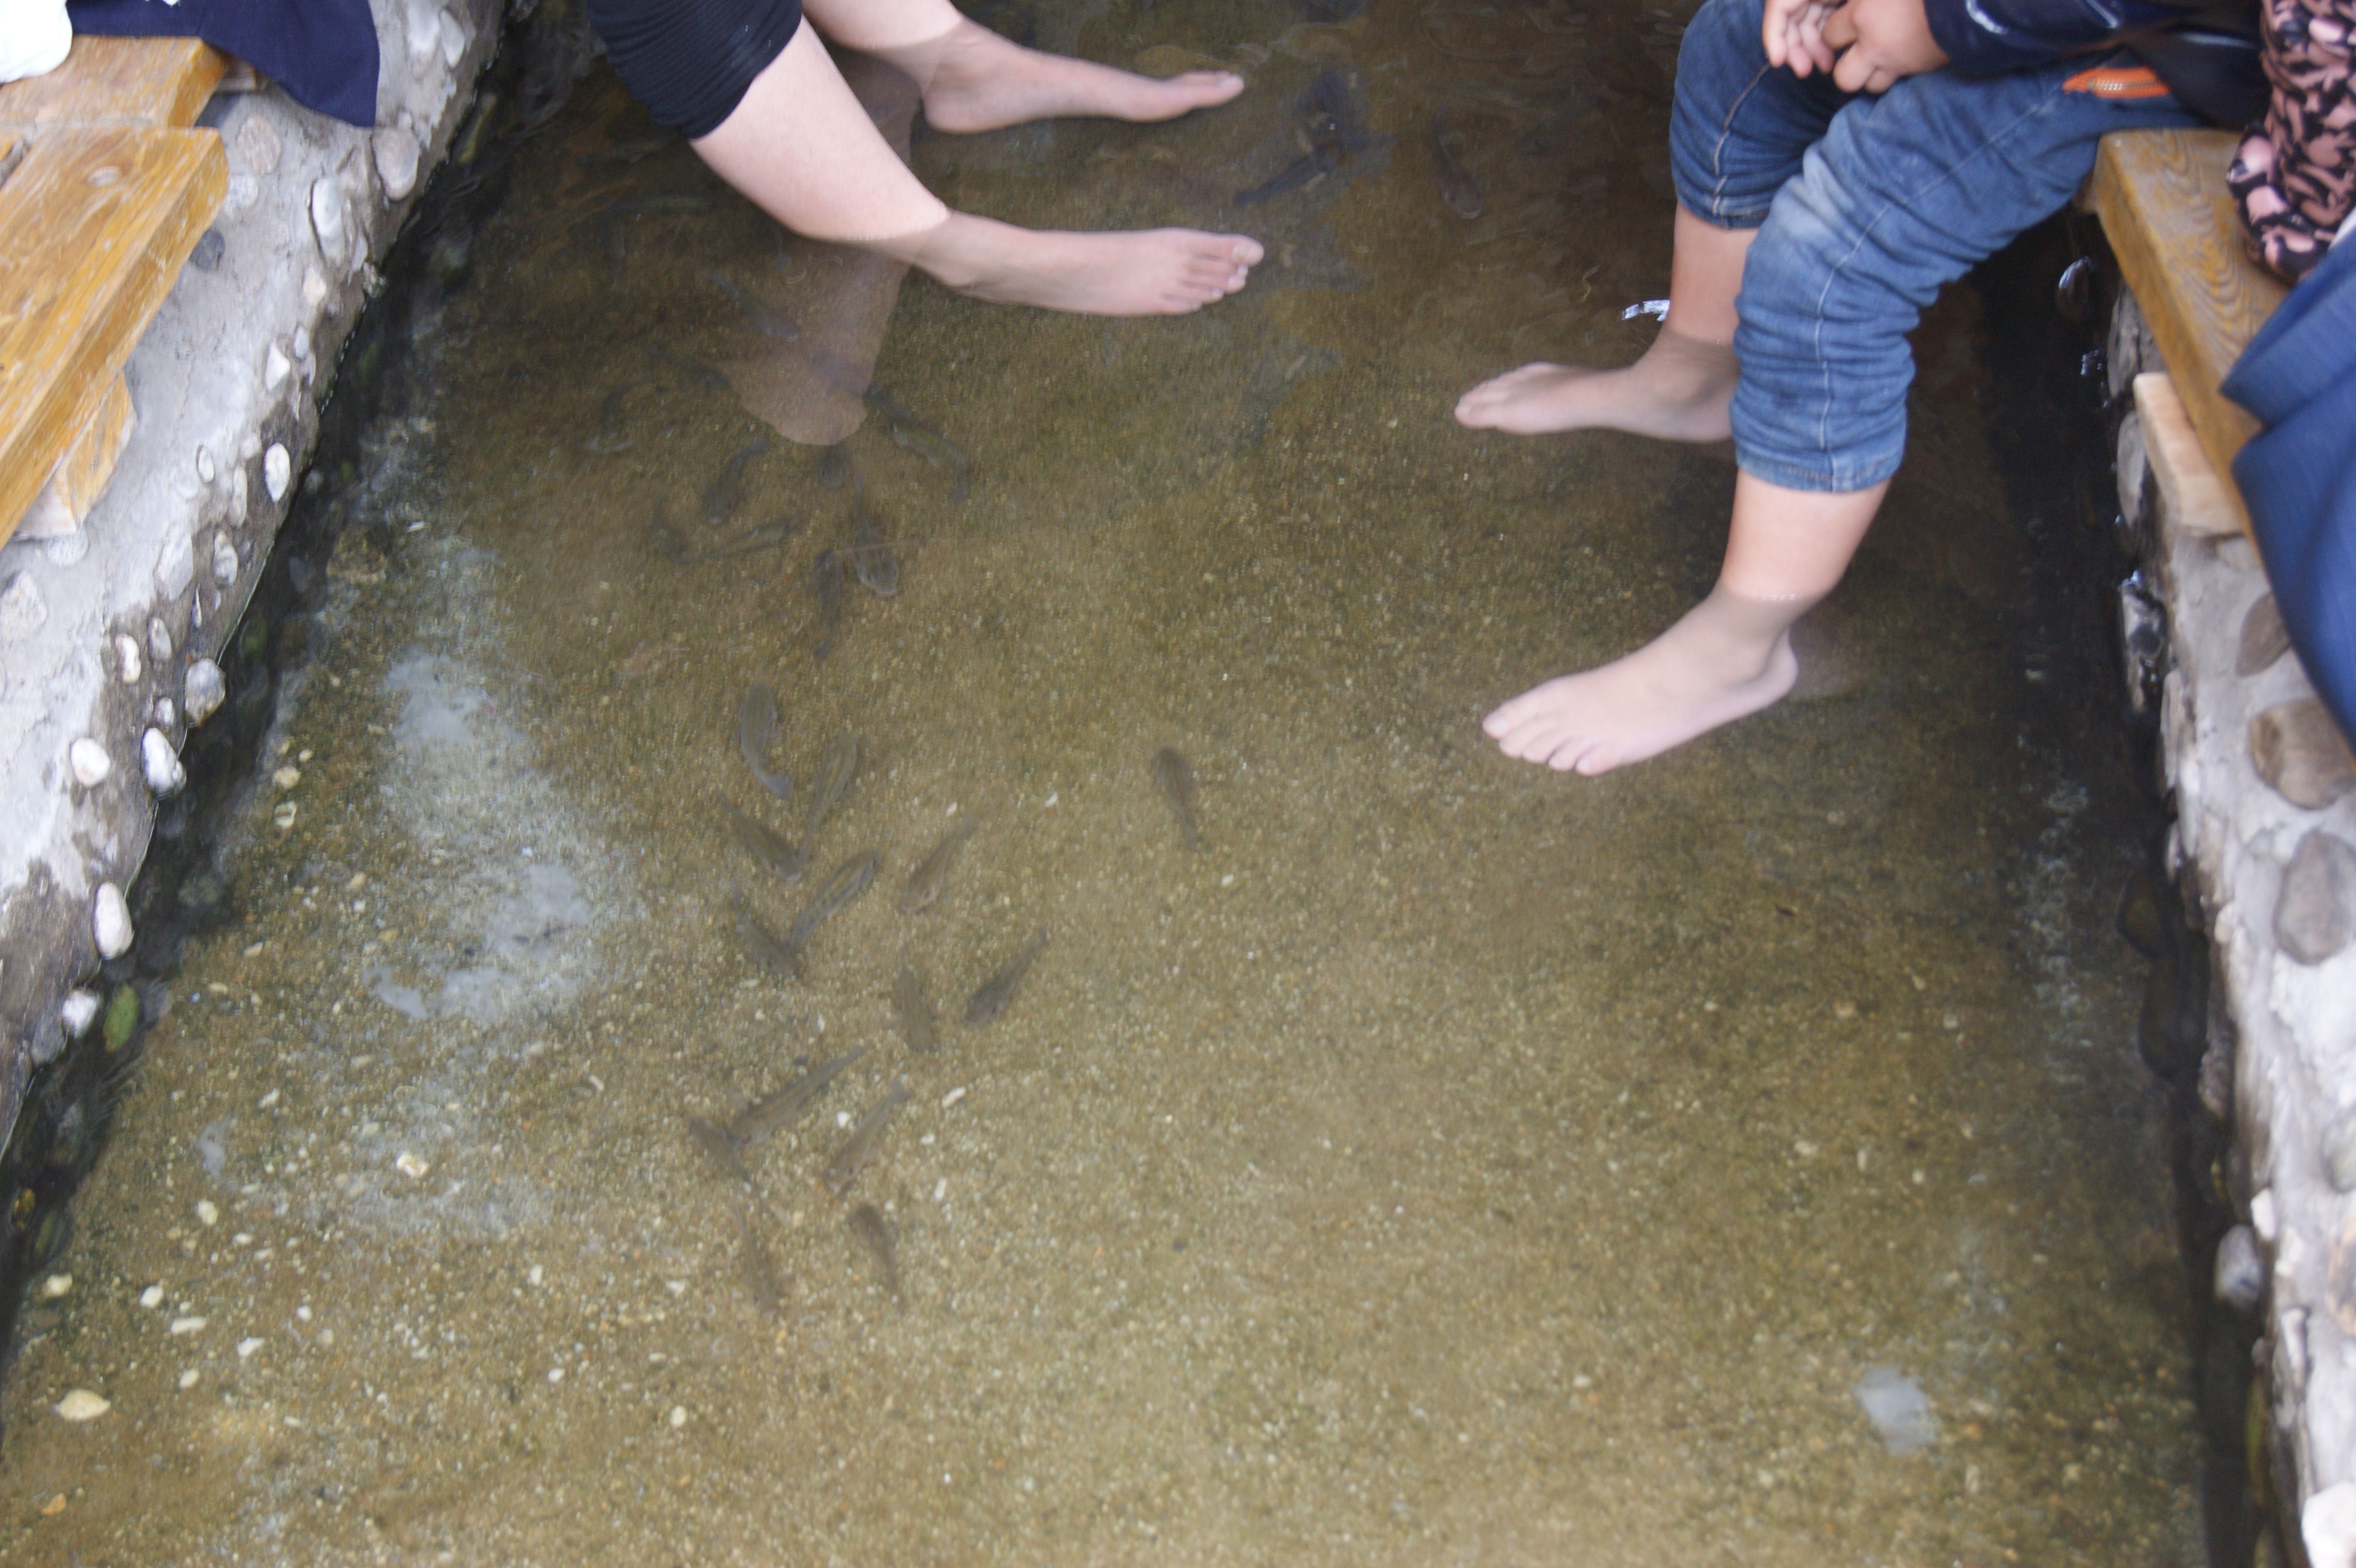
[[53, 1390, 109, 1423], [187, 228, 224, 271], [195, 444, 215, 484], [114, 633, 141, 684], [185, 659, 225, 724], [376, 126, 420, 201], [2329, 1111, 2356, 1193], [2115, 411, 2147, 534], [234, 113, 281, 177], [223, 172, 257, 213], [230, 465, 248, 522], [58, 990, 98, 1038], [93, 883, 132, 958], [2215, 1224, 2266, 1308], [0, 572, 47, 640], [292, 325, 310, 362], [41, 530, 88, 567], [264, 444, 291, 502], [68, 738, 111, 787], [439, 9, 468, 67], [406, 0, 440, 64], [2240, 594, 2292, 676], [310, 179, 348, 264], [264, 343, 290, 391], [141, 729, 186, 798], [148, 617, 171, 665], [2279, 830, 2356, 964], [211, 533, 237, 586], [2251, 700, 2356, 809], [1852, 1366, 1937, 1455], [301, 266, 327, 309], [152, 696, 175, 729]]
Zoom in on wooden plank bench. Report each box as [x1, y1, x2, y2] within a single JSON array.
[[2089, 128, 2290, 537], [0, 36, 228, 548]]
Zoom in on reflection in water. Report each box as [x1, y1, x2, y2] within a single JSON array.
[[0, 0, 2203, 1563]]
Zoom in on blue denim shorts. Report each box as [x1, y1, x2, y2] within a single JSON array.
[[1665, 0, 2197, 492]]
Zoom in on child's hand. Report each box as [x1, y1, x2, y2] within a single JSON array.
[[1820, 0, 1950, 92], [1762, 0, 1841, 76]]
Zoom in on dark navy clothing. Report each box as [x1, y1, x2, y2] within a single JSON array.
[[1923, 0, 2265, 124], [583, 0, 804, 140], [67, 0, 380, 127]]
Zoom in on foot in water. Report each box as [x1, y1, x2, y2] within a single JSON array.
[[915, 20, 1245, 133], [905, 212, 1262, 316], [1483, 586, 1808, 774], [1455, 327, 1738, 441]]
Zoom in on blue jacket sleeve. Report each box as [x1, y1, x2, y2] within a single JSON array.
[[1923, 0, 2188, 73]]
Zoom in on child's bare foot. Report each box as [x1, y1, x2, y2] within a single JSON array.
[[918, 20, 1245, 133], [904, 212, 1260, 315], [1484, 587, 1807, 774], [1455, 327, 1737, 441]]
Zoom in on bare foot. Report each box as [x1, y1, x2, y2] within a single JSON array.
[[1484, 588, 1806, 774], [918, 21, 1245, 133], [904, 212, 1262, 316], [1455, 327, 1737, 441]]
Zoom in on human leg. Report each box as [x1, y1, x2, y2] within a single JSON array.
[[689, 19, 1264, 315], [1457, 0, 1849, 438], [1486, 56, 2201, 772], [797, 0, 1243, 133]]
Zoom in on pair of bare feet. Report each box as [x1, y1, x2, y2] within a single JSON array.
[[889, 23, 1264, 316], [1454, 329, 1815, 775]]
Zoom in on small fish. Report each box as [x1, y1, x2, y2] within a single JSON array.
[[965, 927, 1049, 1026], [665, 515, 799, 565], [1152, 748, 1200, 851], [823, 1080, 911, 1195], [649, 345, 730, 391], [728, 1044, 870, 1149], [740, 1208, 786, 1319], [816, 445, 852, 490], [707, 270, 800, 342], [731, 893, 802, 981], [736, 685, 795, 800], [587, 379, 645, 453], [898, 817, 978, 914], [810, 550, 847, 662], [862, 386, 973, 502], [685, 1113, 753, 1184], [725, 801, 798, 880], [703, 440, 772, 528], [794, 730, 858, 874], [849, 1202, 901, 1298], [893, 962, 939, 1054], [786, 850, 880, 952], [847, 495, 900, 598], [1430, 108, 1483, 220], [1235, 149, 1335, 207]]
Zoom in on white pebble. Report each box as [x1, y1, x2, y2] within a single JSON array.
[[272, 765, 301, 790], [940, 1087, 967, 1109], [259, 1090, 279, 1110], [178, 1369, 200, 1389], [309, 179, 347, 264], [195, 444, 217, 483], [68, 738, 111, 787], [168, 1316, 207, 1336], [263, 343, 290, 391], [195, 1200, 219, 1226], [546, 1367, 564, 1384], [669, 1405, 688, 1428], [53, 1390, 110, 1422], [272, 801, 298, 831], [375, 126, 420, 200], [264, 444, 291, 502], [0, 572, 48, 640], [395, 1151, 428, 1179], [664, 1280, 686, 1297], [60, 990, 99, 1037], [296, 1305, 311, 1321], [184, 659, 225, 723], [138, 1285, 163, 1309], [526, 1265, 543, 1287], [211, 533, 237, 586], [235, 1338, 262, 1360], [933, 1179, 948, 1202], [301, 265, 327, 308], [152, 697, 176, 730], [93, 883, 133, 958], [114, 633, 142, 683], [148, 617, 172, 665], [142, 729, 186, 798], [38, 1274, 70, 1300], [292, 325, 311, 362]]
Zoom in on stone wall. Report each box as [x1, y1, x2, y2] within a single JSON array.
[[2110, 290, 2356, 1567], [0, 0, 504, 1144]]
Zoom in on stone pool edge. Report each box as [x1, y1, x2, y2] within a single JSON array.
[[0, 0, 502, 1135]]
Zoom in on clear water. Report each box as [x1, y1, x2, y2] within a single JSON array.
[[0, 4, 2205, 1563]]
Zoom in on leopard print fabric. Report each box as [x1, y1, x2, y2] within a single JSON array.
[[2230, 0, 2355, 281]]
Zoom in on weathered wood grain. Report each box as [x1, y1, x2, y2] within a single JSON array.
[[2091, 130, 2288, 519], [0, 127, 224, 547], [0, 36, 227, 131], [2135, 371, 2247, 538], [17, 373, 135, 539]]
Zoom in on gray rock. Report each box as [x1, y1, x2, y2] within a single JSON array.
[[376, 127, 421, 201], [2240, 594, 2292, 677], [0, 572, 48, 640], [2251, 700, 2356, 810], [184, 658, 225, 724], [148, 617, 172, 667], [1852, 1366, 1937, 1454], [2115, 411, 2147, 534], [211, 532, 237, 586], [2216, 1224, 2266, 1309], [2279, 831, 2356, 964], [187, 228, 225, 271]]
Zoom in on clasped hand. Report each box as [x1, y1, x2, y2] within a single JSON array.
[[1762, 0, 1950, 94]]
